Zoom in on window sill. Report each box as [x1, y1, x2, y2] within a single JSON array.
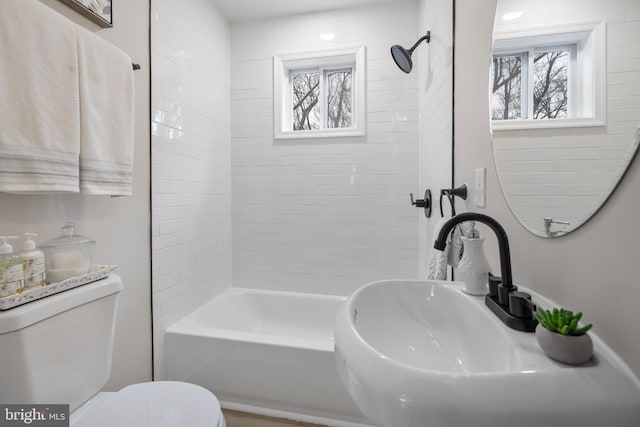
[[491, 118, 606, 131], [274, 128, 366, 140]]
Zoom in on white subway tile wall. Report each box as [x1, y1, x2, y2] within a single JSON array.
[[417, 0, 454, 278], [493, 0, 640, 231], [230, 3, 421, 295], [151, 0, 232, 378], [150, 0, 455, 377]]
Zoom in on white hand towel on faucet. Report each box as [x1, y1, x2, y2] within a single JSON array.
[[426, 217, 464, 280], [0, 0, 80, 193], [76, 26, 135, 196], [447, 223, 464, 268]]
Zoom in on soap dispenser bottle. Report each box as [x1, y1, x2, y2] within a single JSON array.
[[21, 233, 46, 290], [456, 222, 490, 296], [0, 236, 24, 298]]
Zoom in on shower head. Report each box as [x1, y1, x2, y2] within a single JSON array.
[[390, 31, 431, 73]]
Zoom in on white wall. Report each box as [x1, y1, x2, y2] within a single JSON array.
[[230, 3, 421, 295], [0, 0, 152, 390], [456, 0, 640, 377], [417, 0, 453, 277], [151, 0, 231, 378]]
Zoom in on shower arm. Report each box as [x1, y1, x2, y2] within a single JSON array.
[[407, 31, 431, 54]]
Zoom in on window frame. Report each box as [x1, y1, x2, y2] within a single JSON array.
[[493, 44, 576, 121], [491, 20, 606, 131], [273, 46, 366, 140], [321, 66, 354, 129]]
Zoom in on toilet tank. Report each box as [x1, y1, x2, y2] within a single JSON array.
[[0, 274, 122, 412]]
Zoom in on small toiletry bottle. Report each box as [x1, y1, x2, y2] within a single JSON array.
[[0, 236, 24, 298], [456, 222, 491, 296], [21, 233, 46, 290]]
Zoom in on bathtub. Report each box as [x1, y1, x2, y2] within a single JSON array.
[[164, 288, 370, 427]]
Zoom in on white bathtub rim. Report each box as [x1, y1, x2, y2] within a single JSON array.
[[203, 287, 349, 305], [165, 287, 346, 352], [164, 287, 368, 424], [221, 400, 373, 427], [165, 327, 335, 352], [223, 287, 349, 301]]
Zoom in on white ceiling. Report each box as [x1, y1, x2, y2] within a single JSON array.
[[212, 0, 416, 23]]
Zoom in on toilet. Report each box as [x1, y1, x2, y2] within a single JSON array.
[[0, 274, 226, 427]]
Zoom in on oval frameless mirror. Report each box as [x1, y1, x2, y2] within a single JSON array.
[[489, 0, 640, 237]]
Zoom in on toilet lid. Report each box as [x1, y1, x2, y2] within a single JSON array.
[[73, 381, 223, 427]]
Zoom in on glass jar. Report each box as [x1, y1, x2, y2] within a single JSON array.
[[40, 222, 95, 283]]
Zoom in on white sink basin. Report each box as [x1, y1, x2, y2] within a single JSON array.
[[334, 280, 640, 427]]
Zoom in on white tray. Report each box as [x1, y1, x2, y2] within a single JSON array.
[[0, 265, 118, 310]]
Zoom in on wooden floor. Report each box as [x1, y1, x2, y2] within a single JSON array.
[[222, 409, 326, 427]]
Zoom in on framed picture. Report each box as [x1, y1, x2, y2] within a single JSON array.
[[59, 0, 112, 28]]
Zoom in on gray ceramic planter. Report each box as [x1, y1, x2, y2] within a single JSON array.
[[535, 323, 593, 365]]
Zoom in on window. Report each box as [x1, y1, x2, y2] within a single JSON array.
[[491, 21, 605, 130], [492, 45, 574, 121], [291, 67, 353, 130], [274, 46, 366, 139]]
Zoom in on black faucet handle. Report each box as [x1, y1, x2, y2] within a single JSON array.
[[488, 273, 518, 307], [488, 273, 501, 298], [410, 193, 427, 208], [509, 291, 536, 319], [498, 282, 517, 307]]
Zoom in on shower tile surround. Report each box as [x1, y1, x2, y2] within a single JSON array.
[[417, 0, 454, 278], [152, 0, 453, 398], [151, 0, 232, 378], [230, 3, 421, 295]]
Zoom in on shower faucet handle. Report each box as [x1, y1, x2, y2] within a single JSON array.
[[410, 193, 426, 207], [410, 190, 432, 218]]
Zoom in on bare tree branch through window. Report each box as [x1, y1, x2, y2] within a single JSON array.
[[492, 55, 523, 120], [292, 72, 320, 130], [533, 50, 569, 119], [291, 68, 353, 131], [492, 47, 570, 121], [327, 70, 352, 128]]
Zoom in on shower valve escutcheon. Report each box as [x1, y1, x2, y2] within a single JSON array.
[[410, 190, 432, 218]]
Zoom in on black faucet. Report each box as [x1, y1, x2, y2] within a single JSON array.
[[434, 212, 538, 332]]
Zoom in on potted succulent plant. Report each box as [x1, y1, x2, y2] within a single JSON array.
[[534, 307, 593, 365]]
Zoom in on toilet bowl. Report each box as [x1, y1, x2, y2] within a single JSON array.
[[0, 274, 226, 427], [71, 381, 225, 427]]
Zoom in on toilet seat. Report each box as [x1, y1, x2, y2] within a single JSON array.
[[71, 381, 225, 427]]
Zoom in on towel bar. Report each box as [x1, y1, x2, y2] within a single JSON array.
[[439, 183, 468, 217]]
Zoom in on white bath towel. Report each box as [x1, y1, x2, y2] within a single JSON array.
[[0, 0, 80, 193], [76, 26, 135, 196], [426, 217, 464, 280]]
